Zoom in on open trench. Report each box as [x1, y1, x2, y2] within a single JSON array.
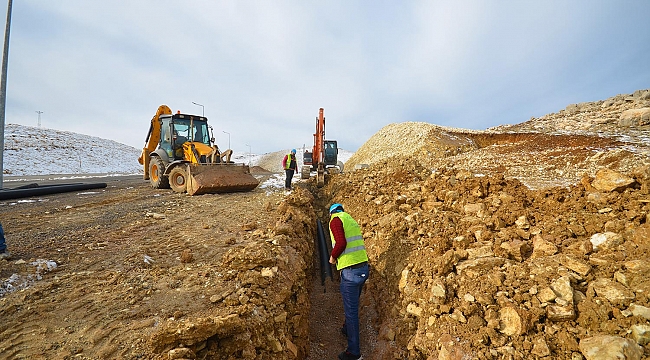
[[302, 185, 385, 360]]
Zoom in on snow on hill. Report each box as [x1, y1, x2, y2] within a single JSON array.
[[3, 124, 142, 176], [2, 124, 356, 177]]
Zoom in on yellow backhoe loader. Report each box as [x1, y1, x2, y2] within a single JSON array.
[[138, 105, 259, 195]]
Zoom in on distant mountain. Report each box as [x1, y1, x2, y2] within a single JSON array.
[[2, 124, 142, 176]]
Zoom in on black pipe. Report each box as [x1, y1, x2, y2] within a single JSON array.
[[316, 219, 333, 287], [0, 182, 107, 200]]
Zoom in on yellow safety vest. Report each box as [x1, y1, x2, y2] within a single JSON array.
[[285, 153, 294, 170], [330, 212, 368, 270]]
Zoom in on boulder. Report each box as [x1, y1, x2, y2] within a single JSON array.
[[531, 337, 551, 357], [500, 240, 531, 262], [579, 335, 643, 360], [618, 107, 650, 127], [455, 257, 506, 277], [591, 169, 636, 192], [547, 304, 576, 321]]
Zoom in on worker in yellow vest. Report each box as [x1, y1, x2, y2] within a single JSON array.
[[329, 203, 369, 360], [282, 149, 297, 191]]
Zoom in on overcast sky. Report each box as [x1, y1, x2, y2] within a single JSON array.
[[3, 1, 649, 154]]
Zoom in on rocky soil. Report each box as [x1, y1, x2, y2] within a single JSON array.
[[1, 89, 649, 360]]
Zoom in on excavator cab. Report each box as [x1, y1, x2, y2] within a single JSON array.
[[323, 140, 338, 166]]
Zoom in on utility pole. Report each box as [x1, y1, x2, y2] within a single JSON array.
[[36, 110, 43, 127], [0, 0, 13, 189]]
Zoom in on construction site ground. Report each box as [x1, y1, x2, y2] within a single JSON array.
[[1, 89, 650, 360]]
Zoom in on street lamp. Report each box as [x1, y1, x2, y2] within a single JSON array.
[[245, 144, 251, 166], [191, 101, 204, 116], [222, 131, 230, 149]]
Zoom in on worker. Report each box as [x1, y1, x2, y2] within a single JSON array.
[[0, 222, 10, 260], [328, 203, 369, 360], [282, 149, 297, 191]]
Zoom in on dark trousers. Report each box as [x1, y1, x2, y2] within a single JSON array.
[[285, 169, 295, 189], [340, 263, 369, 356], [0, 223, 6, 253]]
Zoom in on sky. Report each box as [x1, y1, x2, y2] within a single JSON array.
[[2, 1, 649, 154]]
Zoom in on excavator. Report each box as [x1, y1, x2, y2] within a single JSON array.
[[138, 105, 259, 195], [301, 108, 343, 187]]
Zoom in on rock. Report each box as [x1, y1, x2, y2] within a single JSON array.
[[618, 107, 650, 127], [500, 240, 531, 262], [180, 249, 193, 263], [531, 234, 558, 258], [515, 216, 530, 229], [464, 203, 486, 215], [466, 245, 494, 259], [463, 293, 475, 302], [429, 279, 447, 303], [498, 307, 530, 336], [591, 168, 636, 192], [146, 212, 166, 220], [399, 269, 409, 292], [531, 337, 551, 357], [591, 278, 635, 306], [538, 287, 557, 303], [631, 324, 650, 345], [590, 232, 623, 251], [456, 257, 506, 277], [628, 303, 650, 320], [547, 304, 576, 321], [380, 325, 396, 341], [407, 303, 423, 317], [559, 255, 591, 276], [450, 309, 467, 323], [579, 335, 643, 360], [551, 276, 574, 304], [286, 338, 298, 358], [168, 347, 196, 359]]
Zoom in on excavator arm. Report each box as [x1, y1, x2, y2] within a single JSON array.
[[138, 105, 172, 179]]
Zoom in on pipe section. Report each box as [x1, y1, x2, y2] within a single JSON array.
[[316, 219, 333, 287], [0, 182, 107, 200]]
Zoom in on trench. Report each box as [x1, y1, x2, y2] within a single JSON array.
[[302, 185, 385, 360]]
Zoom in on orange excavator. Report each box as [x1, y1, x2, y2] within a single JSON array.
[[138, 105, 259, 195], [301, 108, 342, 187]]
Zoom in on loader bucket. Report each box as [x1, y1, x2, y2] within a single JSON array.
[[186, 164, 259, 196]]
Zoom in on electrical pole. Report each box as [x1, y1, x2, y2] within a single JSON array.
[[36, 110, 43, 127], [0, 0, 13, 189]]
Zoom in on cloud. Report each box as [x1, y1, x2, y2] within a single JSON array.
[[2, 1, 649, 154]]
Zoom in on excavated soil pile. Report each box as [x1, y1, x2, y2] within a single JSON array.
[[346, 89, 650, 191], [325, 162, 650, 359]]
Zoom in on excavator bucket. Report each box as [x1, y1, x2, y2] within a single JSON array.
[[186, 163, 259, 196]]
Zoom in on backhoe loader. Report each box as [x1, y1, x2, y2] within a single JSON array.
[[138, 105, 259, 195]]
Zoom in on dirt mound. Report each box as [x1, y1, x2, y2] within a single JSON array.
[[324, 162, 650, 359], [249, 165, 273, 174]]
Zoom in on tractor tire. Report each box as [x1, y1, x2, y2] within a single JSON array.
[[169, 166, 188, 193], [149, 157, 170, 189]]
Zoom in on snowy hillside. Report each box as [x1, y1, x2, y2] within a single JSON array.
[[3, 124, 143, 176], [2, 124, 355, 176]]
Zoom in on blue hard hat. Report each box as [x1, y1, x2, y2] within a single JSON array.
[[329, 203, 344, 214], [291, 149, 296, 154]]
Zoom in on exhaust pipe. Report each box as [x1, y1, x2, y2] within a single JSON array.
[[316, 219, 333, 289]]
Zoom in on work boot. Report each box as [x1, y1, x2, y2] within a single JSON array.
[[0, 251, 11, 260], [338, 350, 362, 360]]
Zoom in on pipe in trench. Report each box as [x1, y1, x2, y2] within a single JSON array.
[[0, 182, 107, 200], [316, 219, 333, 288]]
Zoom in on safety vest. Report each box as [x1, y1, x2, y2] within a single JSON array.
[[285, 153, 295, 170], [330, 212, 368, 270]]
